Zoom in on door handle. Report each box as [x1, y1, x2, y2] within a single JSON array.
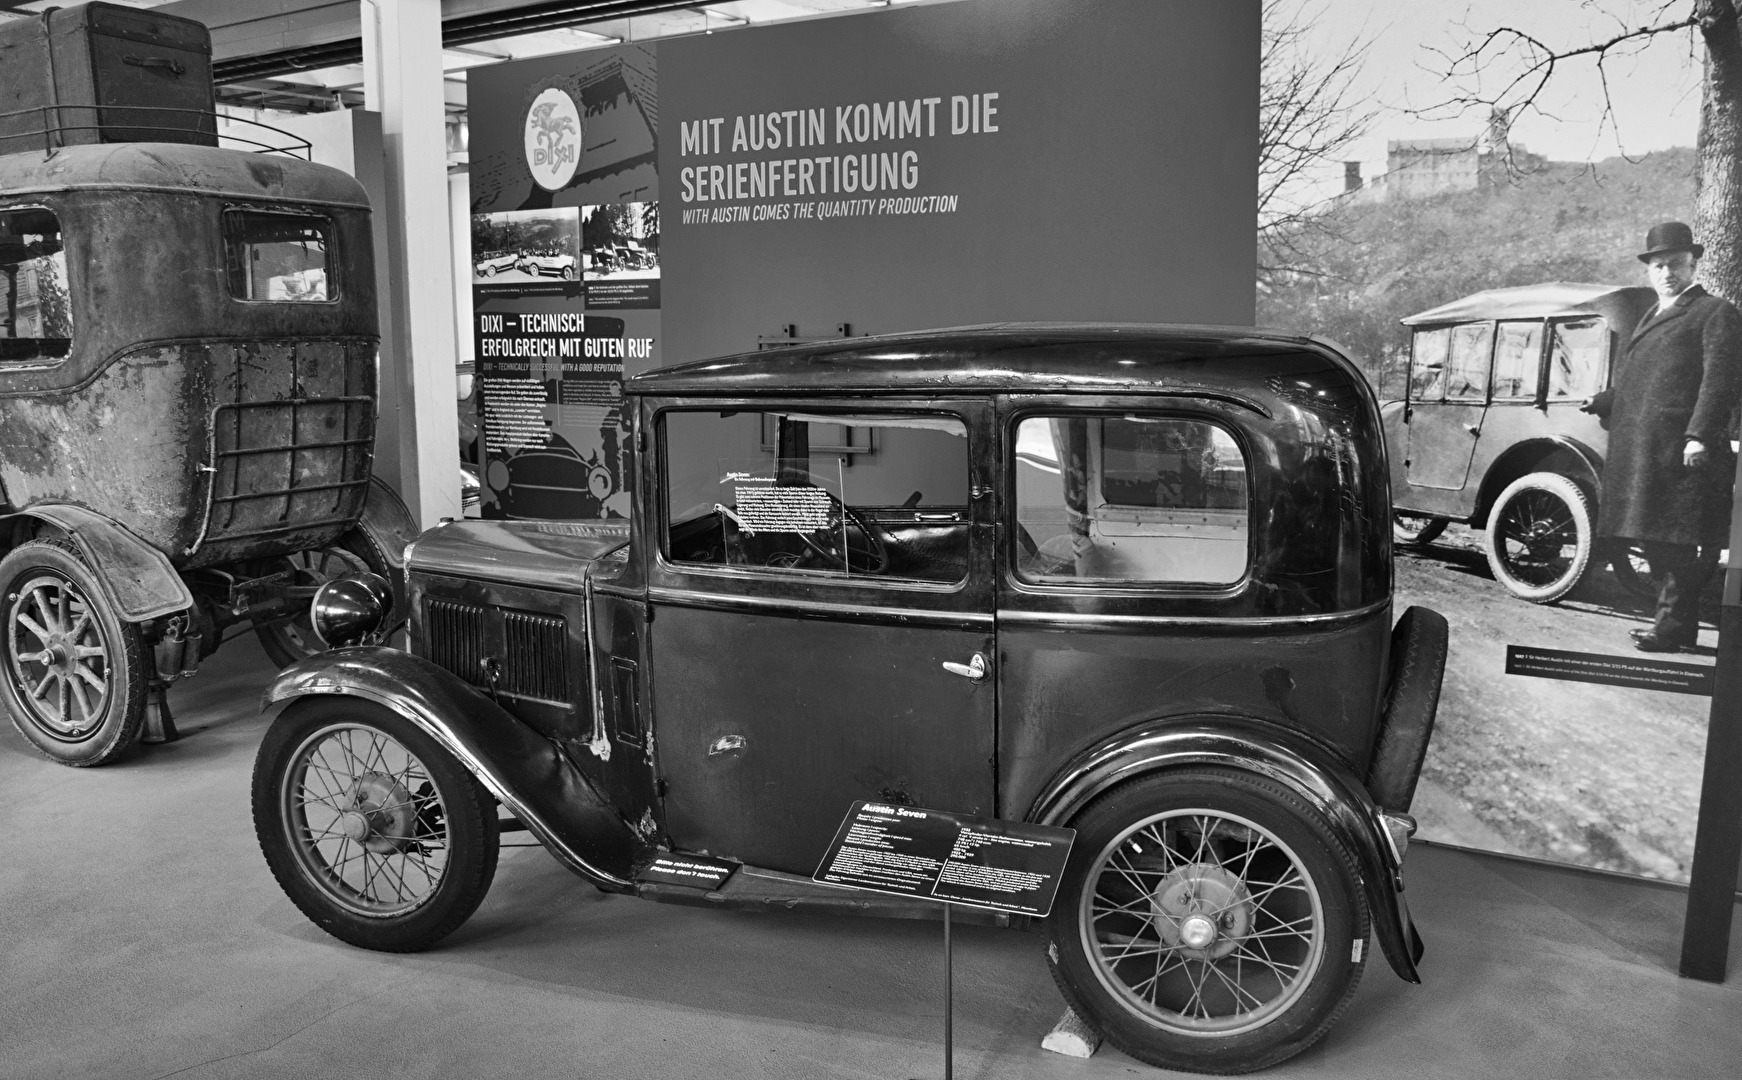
[[1464, 424, 1481, 436], [942, 653, 988, 681]]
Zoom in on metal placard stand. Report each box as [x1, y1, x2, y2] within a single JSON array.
[[814, 801, 1076, 1079]]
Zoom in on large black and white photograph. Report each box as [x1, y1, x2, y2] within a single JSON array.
[[1258, 0, 1739, 884]]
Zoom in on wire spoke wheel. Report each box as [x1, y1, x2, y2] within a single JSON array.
[[253, 697, 498, 952], [1048, 769, 1367, 1074], [281, 723, 451, 917], [1482, 472, 1593, 603], [1493, 490, 1576, 586], [1084, 810, 1324, 1036]]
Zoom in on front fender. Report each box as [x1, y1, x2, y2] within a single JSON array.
[[264, 647, 645, 892], [1028, 716, 1424, 983]]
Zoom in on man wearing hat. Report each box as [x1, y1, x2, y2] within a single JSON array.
[[1585, 222, 1742, 651]]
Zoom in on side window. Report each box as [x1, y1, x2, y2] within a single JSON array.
[[0, 206, 72, 363], [1444, 322, 1493, 400], [1014, 415, 1248, 585], [663, 409, 969, 585], [1408, 328, 1449, 402], [1547, 317, 1608, 399], [224, 209, 333, 302], [1492, 320, 1545, 400]]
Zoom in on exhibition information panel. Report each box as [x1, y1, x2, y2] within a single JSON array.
[[815, 801, 1075, 917]]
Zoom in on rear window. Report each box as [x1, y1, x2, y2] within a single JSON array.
[[224, 209, 333, 302], [1015, 415, 1249, 585], [0, 206, 72, 362]]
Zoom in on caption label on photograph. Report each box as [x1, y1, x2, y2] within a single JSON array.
[[1506, 646, 1714, 697]]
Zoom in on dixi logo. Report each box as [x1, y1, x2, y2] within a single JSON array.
[[524, 87, 581, 191]]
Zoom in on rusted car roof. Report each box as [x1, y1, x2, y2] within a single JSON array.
[[1400, 283, 1654, 326], [0, 142, 369, 208], [630, 324, 1351, 396]]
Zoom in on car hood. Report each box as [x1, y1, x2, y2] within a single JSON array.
[[407, 519, 629, 594]]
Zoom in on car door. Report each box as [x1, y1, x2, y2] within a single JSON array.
[[1404, 321, 1493, 494], [644, 397, 997, 877]]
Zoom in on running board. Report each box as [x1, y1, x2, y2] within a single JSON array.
[[634, 860, 1012, 927]]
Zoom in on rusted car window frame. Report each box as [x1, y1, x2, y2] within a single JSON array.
[[222, 203, 340, 305], [0, 202, 73, 366]]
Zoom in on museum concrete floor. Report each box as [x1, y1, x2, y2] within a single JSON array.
[[3, 639, 1740, 1080]]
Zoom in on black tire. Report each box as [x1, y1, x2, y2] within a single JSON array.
[[252, 696, 499, 952], [1482, 472, 1593, 603], [1047, 769, 1368, 1074], [254, 529, 390, 668], [0, 540, 148, 766], [1392, 513, 1446, 548], [1609, 544, 1656, 600], [560, 265, 575, 280], [1366, 606, 1448, 813]]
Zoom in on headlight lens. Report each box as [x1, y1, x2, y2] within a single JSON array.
[[310, 572, 394, 649]]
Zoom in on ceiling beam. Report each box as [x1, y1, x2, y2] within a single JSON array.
[[209, 0, 701, 84]]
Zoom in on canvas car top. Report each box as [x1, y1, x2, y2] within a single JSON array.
[[0, 141, 370, 209], [1401, 283, 1656, 326], [629, 324, 1358, 397]]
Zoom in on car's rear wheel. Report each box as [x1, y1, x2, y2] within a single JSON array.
[[1609, 543, 1657, 599], [1047, 769, 1368, 1074], [0, 540, 148, 766], [1392, 513, 1446, 547], [1483, 472, 1593, 603], [252, 696, 499, 952]]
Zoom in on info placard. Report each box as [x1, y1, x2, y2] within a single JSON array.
[[814, 801, 1074, 916]]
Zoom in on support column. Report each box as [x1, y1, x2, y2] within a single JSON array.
[[362, 0, 461, 527]]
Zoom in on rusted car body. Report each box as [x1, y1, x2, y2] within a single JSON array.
[[0, 140, 415, 766], [1383, 283, 1657, 601], [254, 326, 1448, 1074]]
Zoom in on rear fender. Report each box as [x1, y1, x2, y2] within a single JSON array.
[[0, 504, 192, 621], [1028, 716, 1424, 983], [263, 646, 645, 892]]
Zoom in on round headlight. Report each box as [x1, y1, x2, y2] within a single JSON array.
[[310, 572, 394, 649]]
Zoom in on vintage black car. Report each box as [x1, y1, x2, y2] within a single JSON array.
[[253, 326, 1447, 1074], [1384, 283, 1657, 602]]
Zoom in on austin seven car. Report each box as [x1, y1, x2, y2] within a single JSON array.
[[253, 325, 1448, 1074]]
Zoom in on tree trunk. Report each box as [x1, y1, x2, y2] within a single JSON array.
[[1695, 0, 1742, 302]]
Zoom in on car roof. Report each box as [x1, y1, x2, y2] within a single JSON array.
[[1401, 283, 1655, 326], [0, 142, 370, 209], [628, 323, 1349, 396]]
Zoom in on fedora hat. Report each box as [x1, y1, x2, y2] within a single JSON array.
[[1638, 221, 1704, 262]]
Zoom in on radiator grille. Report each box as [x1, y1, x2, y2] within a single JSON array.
[[502, 611, 569, 703], [425, 599, 488, 687]]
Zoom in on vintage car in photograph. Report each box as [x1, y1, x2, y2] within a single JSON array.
[[517, 246, 577, 279], [0, 135, 416, 767], [472, 250, 520, 277], [1383, 283, 1657, 602], [253, 325, 1448, 1074]]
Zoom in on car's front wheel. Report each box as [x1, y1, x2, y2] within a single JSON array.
[[252, 697, 499, 952], [1482, 471, 1593, 603], [1392, 512, 1446, 547], [1047, 768, 1367, 1074]]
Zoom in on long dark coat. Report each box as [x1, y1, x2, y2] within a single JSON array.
[[1593, 284, 1742, 546]]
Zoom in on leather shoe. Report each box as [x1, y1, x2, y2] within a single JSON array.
[[1630, 628, 1694, 652]]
